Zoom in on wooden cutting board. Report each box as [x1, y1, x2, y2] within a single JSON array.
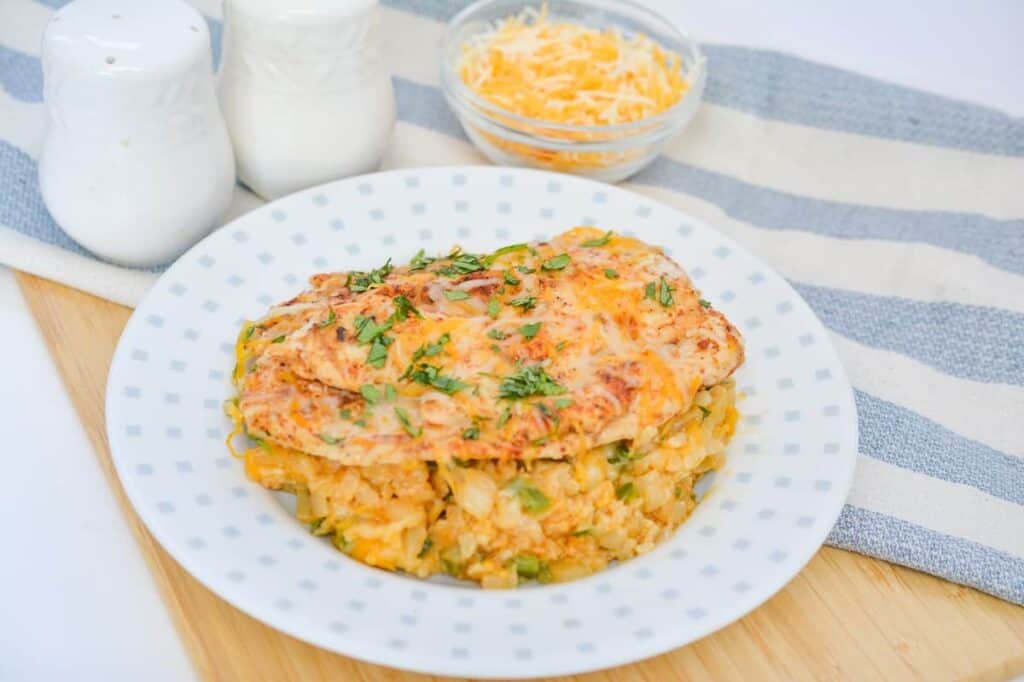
[[16, 271, 1024, 681]]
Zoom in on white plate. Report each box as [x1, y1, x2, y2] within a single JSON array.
[[106, 166, 857, 678]]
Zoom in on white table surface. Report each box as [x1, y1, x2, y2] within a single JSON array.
[[2, 2, 1021, 680]]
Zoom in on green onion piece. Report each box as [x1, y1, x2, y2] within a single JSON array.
[[360, 384, 380, 405], [417, 537, 433, 558], [541, 253, 571, 271], [507, 478, 550, 513], [490, 343, 501, 353], [604, 268, 620, 279], [486, 243, 530, 264], [353, 418, 368, 427], [412, 332, 450, 361], [555, 340, 568, 352], [519, 322, 541, 339], [571, 528, 593, 537], [332, 532, 353, 554], [384, 384, 397, 402], [271, 335, 287, 343], [699, 299, 712, 308], [244, 325, 256, 339], [487, 296, 501, 319], [516, 265, 536, 274], [699, 405, 711, 420], [554, 397, 573, 409], [319, 433, 343, 445], [513, 554, 541, 579], [580, 230, 613, 247], [487, 328, 506, 340], [644, 282, 656, 300], [616, 481, 637, 501], [394, 406, 421, 437], [339, 408, 352, 420], [461, 425, 480, 440], [503, 271, 520, 286]]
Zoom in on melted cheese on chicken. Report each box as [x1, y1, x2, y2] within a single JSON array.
[[236, 227, 743, 466]]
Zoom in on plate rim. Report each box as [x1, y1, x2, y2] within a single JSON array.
[[105, 165, 859, 678]]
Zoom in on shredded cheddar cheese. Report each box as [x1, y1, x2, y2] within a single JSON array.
[[459, 5, 687, 126]]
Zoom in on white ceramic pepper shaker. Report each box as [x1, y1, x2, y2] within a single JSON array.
[[38, 0, 235, 268], [218, 0, 396, 200]]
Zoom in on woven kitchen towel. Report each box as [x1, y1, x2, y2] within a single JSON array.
[[2, 0, 1022, 603]]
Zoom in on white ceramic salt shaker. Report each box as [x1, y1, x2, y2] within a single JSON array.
[[39, 0, 235, 268], [218, 0, 396, 200]]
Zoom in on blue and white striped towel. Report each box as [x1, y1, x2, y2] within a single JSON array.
[[2, 0, 1022, 604]]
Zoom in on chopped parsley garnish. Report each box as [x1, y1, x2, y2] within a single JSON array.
[[487, 329, 506, 340], [503, 271, 520, 286], [498, 365, 567, 399], [516, 265, 536, 274], [346, 258, 393, 293], [487, 297, 501, 319], [319, 433, 343, 445], [317, 310, 337, 328], [417, 537, 433, 558], [571, 528, 593, 537], [360, 384, 381, 405], [366, 337, 391, 368], [699, 405, 712, 420], [508, 294, 537, 311], [496, 405, 512, 428], [443, 289, 471, 301], [353, 315, 394, 368], [506, 479, 550, 513], [409, 249, 436, 271], [461, 425, 480, 440], [554, 397, 573, 409], [411, 332, 450, 361], [394, 406, 421, 437], [555, 340, 568, 352], [244, 325, 256, 339], [615, 481, 637, 501], [490, 343, 501, 353], [541, 253, 571, 271], [580, 230, 613, 247], [384, 384, 397, 402], [271, 335, 287, 343], [519, 322, 541, 339], [404, 363, 470, 395], [436, 252, 486, 277], [644, 281, 656, 300], [513, 554, 541, 579], [333, 533, 353, 554], [657, 276, 675, 307], [338, 408, 352, 420], [353, 418, 368, 427], [604, 268, 619, 279], [392, 295, 422, 321], [699, 299, 712, 309], [354, 315, 392, 344]]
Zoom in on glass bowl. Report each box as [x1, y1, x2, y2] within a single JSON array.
[[440, 0, 705, 183]]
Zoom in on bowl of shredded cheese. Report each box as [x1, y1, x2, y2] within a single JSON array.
[[442, 0, 705, 182]]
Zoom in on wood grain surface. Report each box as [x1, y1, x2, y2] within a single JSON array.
[[15, 271, 1024, 682]]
